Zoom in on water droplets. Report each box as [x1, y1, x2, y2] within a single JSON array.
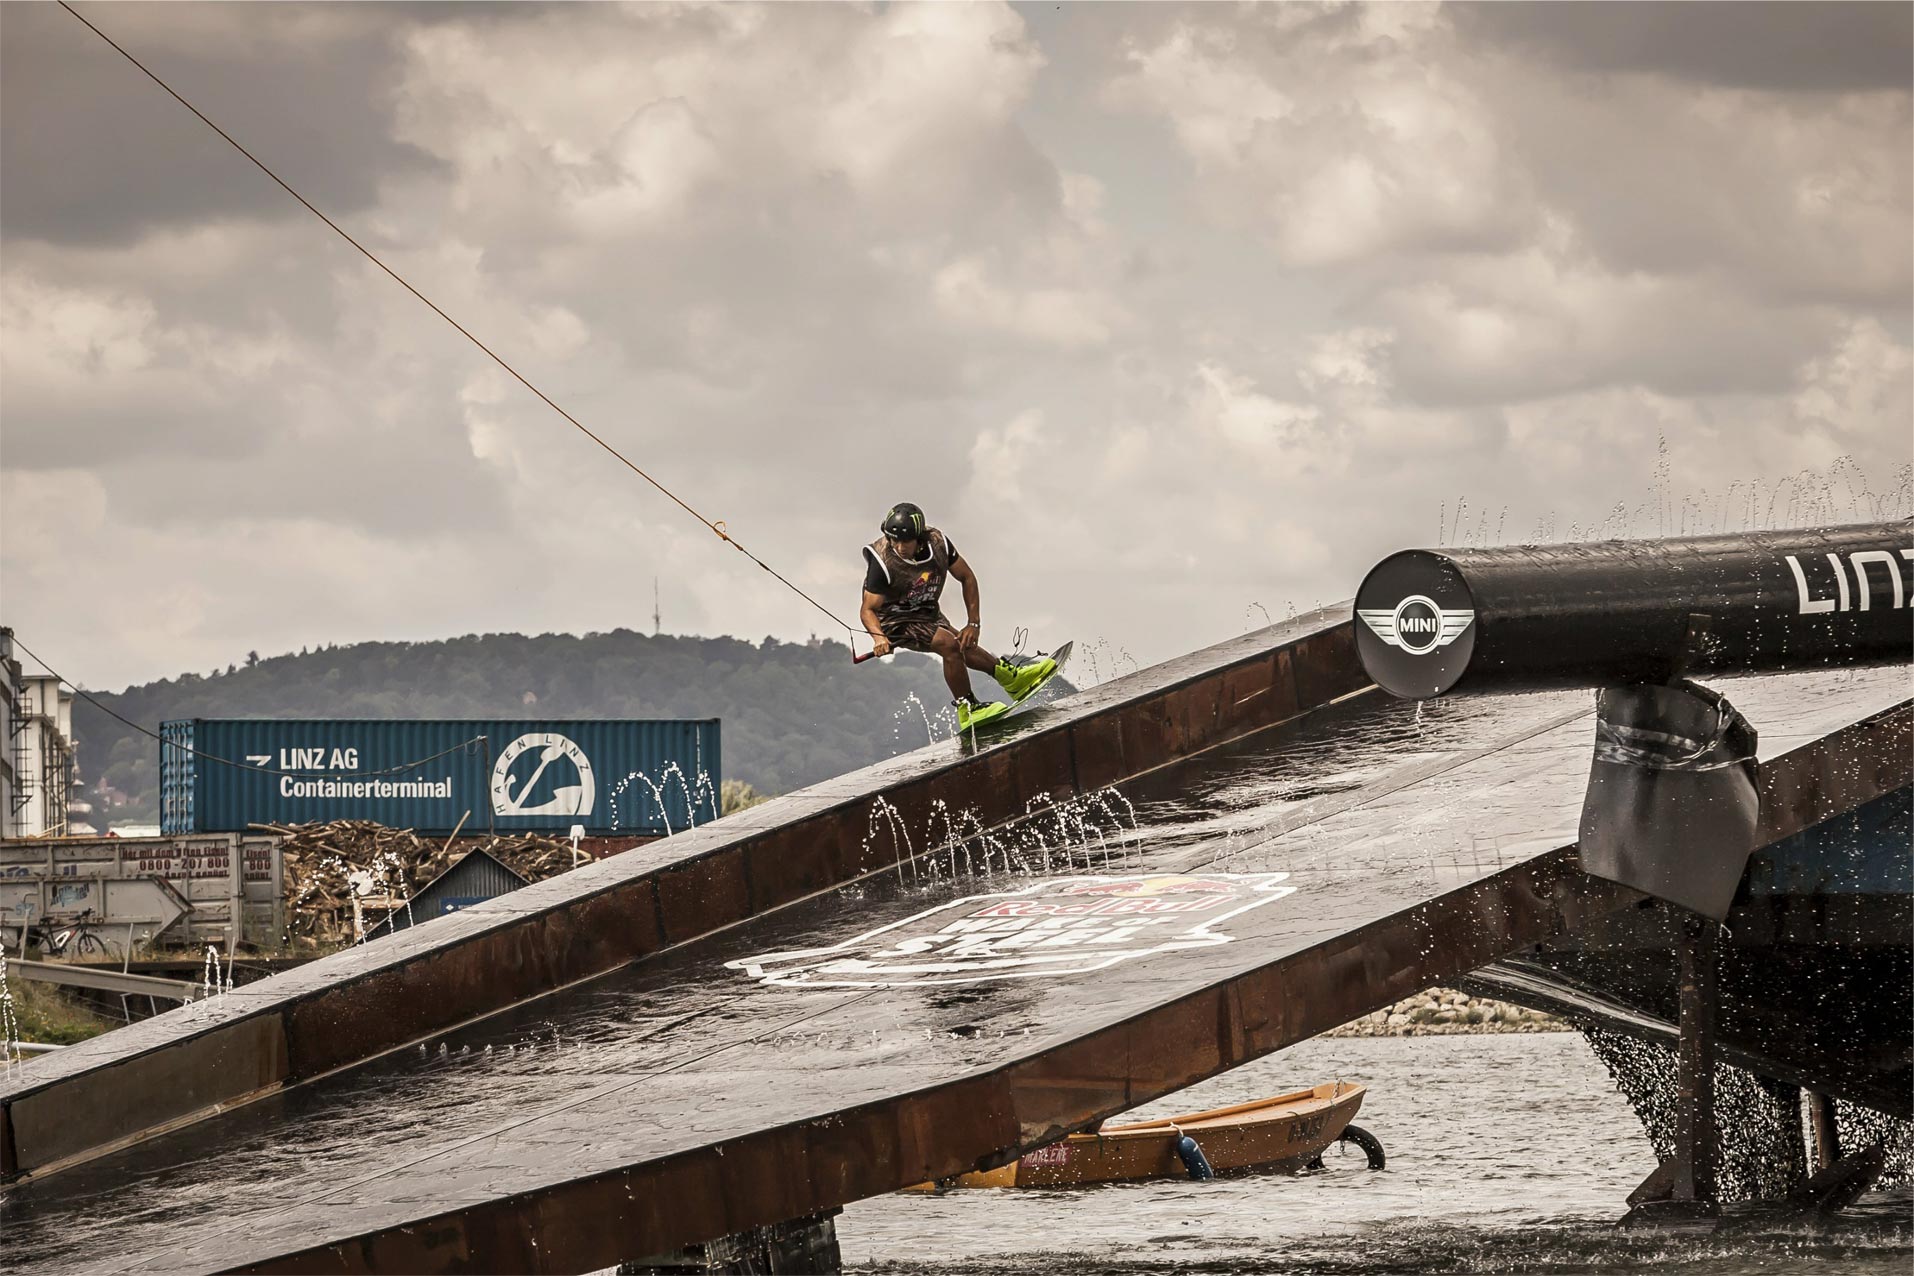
[[609, 765, 718, 835], [1080, 639, 1140, 688], [891, 693, 952, 750], [1445, 455, 1910, 554], [862, 786, 1144, 889], [0, 945, 23, 1075], [198, 944, 233, 1002]]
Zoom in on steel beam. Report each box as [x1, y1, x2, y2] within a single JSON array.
[[1355, 523, 1912, 699], [1808, 1091, 1842, 1170], [214, 703, 1894, 1276], [1461, 707, 1912, 1117], [2, 608, 1368, 1182], [1671, 915, 1720, 1209], [7, 959, 196, 1002]]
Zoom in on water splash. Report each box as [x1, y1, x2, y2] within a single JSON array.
[[891, 693, 948, 750], [689, 766, 718, 823], [1465, 456, 1910, 552], [0, 947, 23, 1075], [1082, 637, 1141, 686], [950, 807, 1013, 875], [661, 762, 702, 831], [338, 848, 414, 944], [1079, 788, 1143, 869], [199, 944, 233, 1002], [886, 783, 1147, 884], [612, 772, 674, 836], [387, 850, 417, 933], [925, 798, 998, 879], [1022, 792, 1076, 870], [864, 797, 917, 885]]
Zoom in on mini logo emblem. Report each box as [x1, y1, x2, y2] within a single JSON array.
[[1357, 594, 1474, 656], [725, 872, 1295, 989], [491, 732, 595, 818]]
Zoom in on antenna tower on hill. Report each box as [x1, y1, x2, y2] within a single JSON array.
[[653, 578, 661, 636]]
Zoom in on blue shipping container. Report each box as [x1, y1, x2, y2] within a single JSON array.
[[160, 718, 720, 836]]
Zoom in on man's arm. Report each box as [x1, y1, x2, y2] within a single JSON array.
[[861, 589, 892, 657], [949, 555, 982, 651]]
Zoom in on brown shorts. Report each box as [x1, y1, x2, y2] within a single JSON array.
[[880, 610, 953, 653]]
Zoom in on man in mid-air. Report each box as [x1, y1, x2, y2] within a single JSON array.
[[860, 502, 1054, 730]]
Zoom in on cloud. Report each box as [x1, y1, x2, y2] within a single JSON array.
[[1374, 248, 1838, 406], [1485, 65, 1912, 309], [933, 256, 1118, 349], [1105, 5, 1536, 266], [0, 2, 443, 246], [1, 2, 1907, 693], [1452, 2, 1914, 93]]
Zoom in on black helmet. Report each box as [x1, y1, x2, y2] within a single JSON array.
[[880, 502, 927, 540]]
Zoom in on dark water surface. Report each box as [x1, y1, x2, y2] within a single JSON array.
[[840, 1031, 1913, 1275]]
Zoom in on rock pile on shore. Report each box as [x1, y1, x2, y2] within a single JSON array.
[[1328, 987, 1566, 1036]]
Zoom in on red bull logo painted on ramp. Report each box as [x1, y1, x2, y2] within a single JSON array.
[[725, 872, 1296, 989]]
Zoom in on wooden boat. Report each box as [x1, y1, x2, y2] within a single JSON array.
[[907, 1082, 1369, 1190]]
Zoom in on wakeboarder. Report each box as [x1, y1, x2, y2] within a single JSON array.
[[859, 502, 1055, 730]]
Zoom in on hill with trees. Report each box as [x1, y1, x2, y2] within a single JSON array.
[[75, 631, 986, 827]]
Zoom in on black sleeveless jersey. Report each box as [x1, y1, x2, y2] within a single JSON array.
[[862, 529, 957, 619]]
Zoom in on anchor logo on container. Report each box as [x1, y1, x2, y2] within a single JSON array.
[[491, 733, 596, 818], [1357, 594, 1474, 657]]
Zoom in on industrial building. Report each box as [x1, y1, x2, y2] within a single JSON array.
[[0, 628, 89, 839], [365, 848, 530, 940]]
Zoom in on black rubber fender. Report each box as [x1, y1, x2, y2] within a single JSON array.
[[1175, 1133, 1215, 1181], [1308, 1124, 1386, 1171]]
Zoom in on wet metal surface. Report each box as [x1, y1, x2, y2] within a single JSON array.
[[0, 665, 1902, 1274], [0, 608, 1364, 1180], [1355, 524, 1914, 699]]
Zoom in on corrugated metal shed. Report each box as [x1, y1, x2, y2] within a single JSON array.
[[367, 848, 529, 939], [160, 719, 720, 836]]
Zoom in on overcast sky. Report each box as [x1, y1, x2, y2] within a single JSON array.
[[3, 1, 1909, 691]]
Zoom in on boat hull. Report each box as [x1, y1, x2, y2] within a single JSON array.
[[911, 1082, 1366, 1190]]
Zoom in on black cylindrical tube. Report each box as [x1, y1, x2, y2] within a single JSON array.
[[1354, 522, 1912, 699]]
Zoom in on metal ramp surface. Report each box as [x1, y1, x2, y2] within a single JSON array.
[[0, 648, 1903, 1273]]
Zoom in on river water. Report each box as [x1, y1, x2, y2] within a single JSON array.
[[840, 1030, 1911, 1275]]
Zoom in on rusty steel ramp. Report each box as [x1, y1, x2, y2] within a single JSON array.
[[1, 608, 1365, 1183], [1, 645, 1905, 1273]]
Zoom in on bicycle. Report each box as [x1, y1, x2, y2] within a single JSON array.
[[41, 908, 113, 960]]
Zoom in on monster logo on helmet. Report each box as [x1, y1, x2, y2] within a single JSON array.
[[881, 502, 927, 539]]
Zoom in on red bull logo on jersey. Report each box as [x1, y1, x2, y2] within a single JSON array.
[[724, 872, 1296, 989]]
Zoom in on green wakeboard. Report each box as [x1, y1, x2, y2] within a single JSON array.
[[959, 641, 1073, 732]]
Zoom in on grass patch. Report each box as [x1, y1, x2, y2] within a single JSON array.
[[5, 974, 117, 1046]]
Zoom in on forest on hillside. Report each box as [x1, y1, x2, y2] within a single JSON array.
[[75, 631, 984, 827]]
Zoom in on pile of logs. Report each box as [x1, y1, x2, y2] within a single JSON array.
[[255, 819, 587, 947]]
